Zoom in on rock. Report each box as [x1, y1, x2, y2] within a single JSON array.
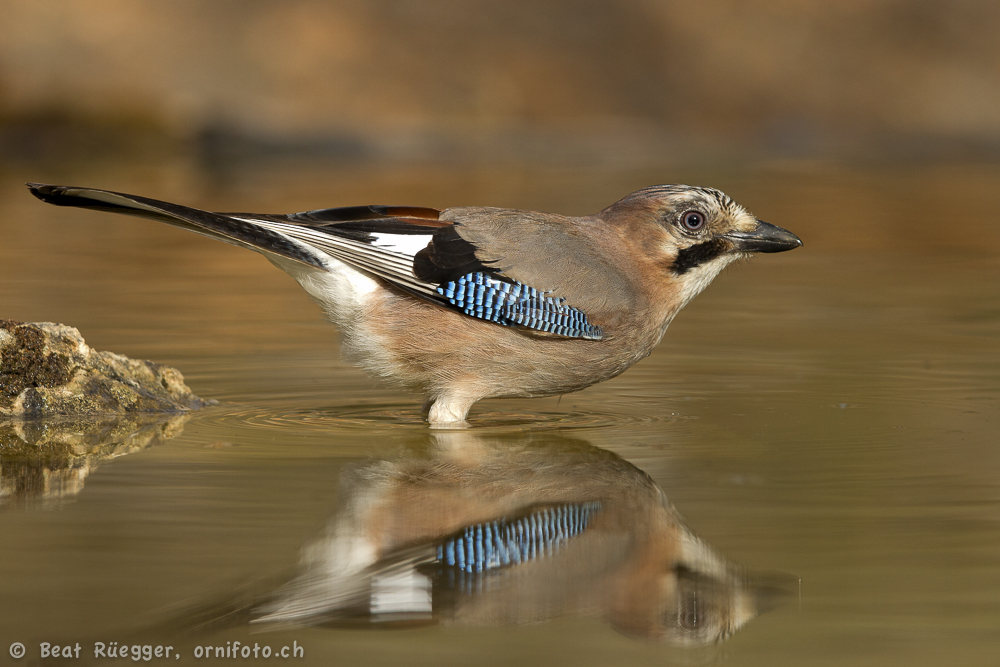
[[0, 320, 214, 417], [0, 413, 191, 506]]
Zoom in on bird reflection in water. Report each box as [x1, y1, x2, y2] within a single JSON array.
[[253, 433, 790, 645]]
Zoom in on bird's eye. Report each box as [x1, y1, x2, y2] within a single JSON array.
[[681, 210, 706, 231], [680, 591, 700, 630]]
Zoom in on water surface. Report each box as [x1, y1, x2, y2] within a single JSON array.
[[1, 162, 998, 665]]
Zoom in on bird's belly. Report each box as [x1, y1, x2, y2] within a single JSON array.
[[267, 257, 658, 401], [352, 287, 654, 401]]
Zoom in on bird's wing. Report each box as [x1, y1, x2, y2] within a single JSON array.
[[236, 206, 606, 339], [224, 206, 450, 302], [415, 500, 604, 574], [26, 184, 604, 340], [443, 206, 638, 322], [255, 501, 604, 625]]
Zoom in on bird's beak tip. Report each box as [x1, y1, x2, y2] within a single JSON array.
[[727, 220, 803, 253]]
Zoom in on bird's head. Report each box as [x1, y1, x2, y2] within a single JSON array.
[[602, 185, 802, 309]]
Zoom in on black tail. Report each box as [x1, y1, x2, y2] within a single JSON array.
[[27, 183, 326, 268]]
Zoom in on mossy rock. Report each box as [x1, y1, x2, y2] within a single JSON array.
[[0, 320, 214, 417]]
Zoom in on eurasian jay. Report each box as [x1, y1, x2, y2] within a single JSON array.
[[27, 183, 801, 425], [252, 432, 790, 644]]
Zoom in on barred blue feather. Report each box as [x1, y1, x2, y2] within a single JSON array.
[[435, 502, 602, 575], [436, 272, 604, 340]]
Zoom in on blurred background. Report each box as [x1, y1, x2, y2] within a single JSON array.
[[2, 0, 999, 173], [2, 3, 1000, 666]]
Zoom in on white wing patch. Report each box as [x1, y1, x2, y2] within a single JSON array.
[[369, 569, 433, 615], [233, 216, 439, 299], [369, 233, 434, 258]]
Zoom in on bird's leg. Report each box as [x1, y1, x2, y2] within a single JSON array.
[[425, 393, 478, 428], [428, 431, 493, 463]]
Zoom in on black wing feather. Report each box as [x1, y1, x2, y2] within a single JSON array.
[[413, 226, 494, 284]]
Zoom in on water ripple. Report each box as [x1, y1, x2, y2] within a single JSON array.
[[207, 402, 673, 434]]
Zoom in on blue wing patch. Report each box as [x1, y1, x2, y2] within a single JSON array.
[[435, 502, 602, 575], [436, 272, 604, 340]]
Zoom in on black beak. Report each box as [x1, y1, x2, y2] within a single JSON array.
[[725, 220, 803, 253]]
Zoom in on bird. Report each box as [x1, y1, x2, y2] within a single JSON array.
[[27, 182, 802, 426], [252, 431, 791, 643]]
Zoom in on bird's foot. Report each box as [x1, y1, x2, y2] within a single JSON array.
[[424, 395, 476, 428]]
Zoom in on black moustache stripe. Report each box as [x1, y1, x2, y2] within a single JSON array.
[[671, 239, 727, 275]]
